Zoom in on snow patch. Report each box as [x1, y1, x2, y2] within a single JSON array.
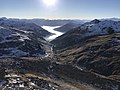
[[11, 33, 31, 41]]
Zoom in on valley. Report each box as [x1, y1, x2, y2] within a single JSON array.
[[0, 18, 120, 90]]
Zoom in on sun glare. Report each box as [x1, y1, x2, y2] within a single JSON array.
[[42, 0, 57, 6]]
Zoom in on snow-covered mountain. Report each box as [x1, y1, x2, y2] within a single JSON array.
[[0, 26, 51, 58], [27, 19, 81, 26], [79, 19, 120, 36], [0, 17, 85, 26], [51, 19, 120, 49], [0, 18, 51, 37], [100, 18, 120, 21]]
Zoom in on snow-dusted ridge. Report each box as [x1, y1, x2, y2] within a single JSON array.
[[78, 19, 120, 37], [0, 18, 51, 37], [0, 18, 53, 58], [0, 26, 50, 58], [51, 19, 120, 50]]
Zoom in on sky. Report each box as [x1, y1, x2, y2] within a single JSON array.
[[0, 0, 120, 20]]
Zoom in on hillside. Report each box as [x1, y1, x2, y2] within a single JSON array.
[[54, 22, 81, 32], [53, 33, 120, 76], [0, 26, 51, 58], [0, 18, 51, 37], [51, 20, 120, 89], [0, 19, 120, 90], [0, 57, 119, 90], [51, 19, 120, 50]]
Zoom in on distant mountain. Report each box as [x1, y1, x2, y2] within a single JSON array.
[[27, 19, 79, 26], [101, 18, 120, 21], [0, 18, 51, 37], [23, 19, 85, 26], [51, 19, 120, 50], [0, 17, 85, 26], [54, 22, 81, 32], [0, 26, 51, 58]]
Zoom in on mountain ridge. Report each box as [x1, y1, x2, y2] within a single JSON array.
[[51, 19, 120, 50]]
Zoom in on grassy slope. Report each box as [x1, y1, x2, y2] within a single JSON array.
[[54, 33, 120, 80]]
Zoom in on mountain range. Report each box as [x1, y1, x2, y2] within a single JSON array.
[[0, 18, 52, 58], [0, 17, 85, 26], [0, 18, 120, 90], [51, 19, 120, 89], [51, 19, 120, 50]]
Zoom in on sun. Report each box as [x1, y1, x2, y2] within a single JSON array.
[[42, 0, 57, 6]]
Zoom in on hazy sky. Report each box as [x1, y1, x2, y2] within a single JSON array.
[[0, 0, 120, 19]]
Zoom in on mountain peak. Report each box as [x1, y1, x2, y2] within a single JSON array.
[[90, 19, 101, 24]]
